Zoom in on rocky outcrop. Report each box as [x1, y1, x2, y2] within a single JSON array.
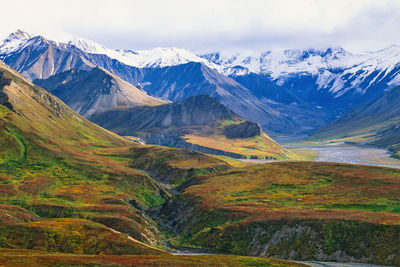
[[223, 121, 261, 139]]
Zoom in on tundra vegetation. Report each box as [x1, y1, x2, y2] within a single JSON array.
[[0, 61, 399, 266], [0, 62, 306, 266]]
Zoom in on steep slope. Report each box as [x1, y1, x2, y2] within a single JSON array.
[[0, 31, 94, 80], [6, 30, 400, 134], [0, 60, 174, 249], [90, 94, 287, 159], [33, 67, 166, 116], [311, 85, 400, 157]]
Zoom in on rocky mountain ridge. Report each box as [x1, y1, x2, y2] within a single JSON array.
[[34, 67, 166, 116]]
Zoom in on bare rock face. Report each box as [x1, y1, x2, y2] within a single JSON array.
[[34, 67, 166, 117], [223, 121, 261, 139]]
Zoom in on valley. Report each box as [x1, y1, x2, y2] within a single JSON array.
[[1, 24, 400, 267], [282, 143, 400, 169]]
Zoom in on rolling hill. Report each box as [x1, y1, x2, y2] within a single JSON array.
[[89, 94, 287, 159], [0, 59, 308, 265], [0, 60, 169, 248], [0, 60, 222, 250]]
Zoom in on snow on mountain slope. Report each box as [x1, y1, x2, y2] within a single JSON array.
[[202, 46, 400, 97], [3, 29, 400, 96], [65, 35, 221, 70], [2, 29, 400, 120], [0, 29, 34, 55], [0, 30, 220, 70], [66, 35, 400, 98], [201, 48, 360, 76]]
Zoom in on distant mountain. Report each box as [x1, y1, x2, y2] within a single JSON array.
[[202, 47, 400, 115], [87, 60, 329, 134], [65, 34, 218, 69], [33, 67, 166, 117], [311, 85, 400, 157], [0, 30, 218, 80], [0, 30, 327, 134], [90, 94, 287, 159], [3, 30, 400, 135], [0, 30, 94, 80]]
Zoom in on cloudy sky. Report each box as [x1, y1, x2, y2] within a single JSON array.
[[1, 0, 400, 53]]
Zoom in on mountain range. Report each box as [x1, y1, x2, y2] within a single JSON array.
[[5, 30, 400, 136], [1, 29, 400, 147]]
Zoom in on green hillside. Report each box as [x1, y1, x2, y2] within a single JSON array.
[[0, 61, 308, 266]]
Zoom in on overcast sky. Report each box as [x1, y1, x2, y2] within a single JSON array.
[[1, 0, 400, 53]]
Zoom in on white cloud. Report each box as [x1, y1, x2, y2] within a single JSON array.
[[0, 0, 399, 53]]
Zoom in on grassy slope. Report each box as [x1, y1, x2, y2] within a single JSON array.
[[0, 62, 172, 251], [0, 62, 303, 265], [183, 119, 288, 159], [164, 161, 400, 265], [4, 59, 400, 265], [0, 62, 225, 254]]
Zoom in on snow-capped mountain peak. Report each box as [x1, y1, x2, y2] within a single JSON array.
[[199, 47, 360, 77], [0, 29, 35, 55], [66, 35, 112, 56], [0, 30, 219, 70], [58, 34, 220, 69], [2, 30, 400, 101]]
